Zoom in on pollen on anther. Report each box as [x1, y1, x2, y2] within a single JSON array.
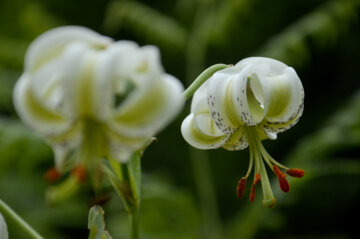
[[286, 168, 305, 178], [237, 177, 246, 198], [72, 166, 86, 182], [279, 177, 290, 192], [273, 165, 290, 192], [250, 174, 261, 202], [44, 167, 61, 182]]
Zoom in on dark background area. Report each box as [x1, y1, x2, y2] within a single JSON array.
[[1, 0, 360, 238]]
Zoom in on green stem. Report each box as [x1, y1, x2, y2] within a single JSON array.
[[189, 149, 223, 238], [183, 63, 229, 100], [0, 199, 44, 239], [129, 210, 139, 239], [108, 153, 141, 239]]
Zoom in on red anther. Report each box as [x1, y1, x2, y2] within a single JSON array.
[[236, 177, 247, 198], [44, 167, 61, 182], [72, 166, 86, 182], [250, 174, 261, 202], [286, 168, 305, 178], [273, 165, 290, 192], [273, 165, 286, 179], [279, 177, 290, 192]]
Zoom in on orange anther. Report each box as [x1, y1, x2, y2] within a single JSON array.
[[273, 165, 286, 178], [250, 174, 261, 202], [273, 165, 290, 192], [279, 177, 290, 192], [44, 167, 61, 182], [72, 166, 86, 182], [286, 168, 305, 178], [237, 177, 247, 198]]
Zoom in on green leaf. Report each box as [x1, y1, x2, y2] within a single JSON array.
[[88, 206, 112, 239]]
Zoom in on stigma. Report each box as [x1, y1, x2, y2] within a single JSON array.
[[236, 126, 304, 208]]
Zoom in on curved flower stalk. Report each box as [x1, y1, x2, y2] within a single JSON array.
[[13, 26, 183, 189], [181, 57, 304, 208]]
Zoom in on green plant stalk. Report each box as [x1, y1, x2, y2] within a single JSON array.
[[185, 7, 225, 238], [183, 63, 229, 100], [108, 152, 141, 239], [0, 199, 44, 239], [129, 209, 140, 239]]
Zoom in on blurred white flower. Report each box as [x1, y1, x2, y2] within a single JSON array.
[[181, 57, 304, 207], [14, 26, 184, 171], [0, 213, 8, 239]]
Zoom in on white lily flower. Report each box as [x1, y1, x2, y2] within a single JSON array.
[[14, 26, 184, 172], [181, 57, 304, 207]]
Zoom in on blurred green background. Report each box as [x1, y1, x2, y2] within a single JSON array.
[[1, 0, 360, 238]]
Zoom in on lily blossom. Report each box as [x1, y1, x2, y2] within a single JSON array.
[[14, 26, 184, 172], [181, 57, 304, 207]]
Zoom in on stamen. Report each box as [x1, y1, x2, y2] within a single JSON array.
[[237, 177, 247, 198], [286, 168, 305, 178], [273, 165, 290, 192], [72, 165, 86, 182], [250, 174, 261, 202], [44, 167, 61, 182], [259, 144, 288, 170]]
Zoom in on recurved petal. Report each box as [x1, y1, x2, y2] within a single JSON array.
[[29, 59, 64, 113], [106, 128, 149, 162], [222, 126, 249, 151], [190, 80, 208, 113], [109, 74, 184, 138], [59, 43, 98, 119], [231, 64, 265, 126], [13, 74, 72, 136], [193, 98, 224, 137], [207, 68, 239, 135], [262, 105, 303, 134], [25, 26, 112, 73], [259, 67, 304, 124], [235, 57, 288, 76], [181, 113, 229, 150], [92, 41, 139, 120]]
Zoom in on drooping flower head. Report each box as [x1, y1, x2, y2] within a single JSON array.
[[14, 26, 184, 175], [181, 57, 304, 207]]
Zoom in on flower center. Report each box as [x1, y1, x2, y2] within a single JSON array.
[[236, 126, 304, 208]]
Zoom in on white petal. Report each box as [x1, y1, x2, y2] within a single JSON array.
[[190, 80, 208, 113], [235, 57, 288, 76], [222, 126, 249, 151], [109, 73, 184, 138], [13, 74, 72, 135], [0, 213, 8, 239], [181, 113, 229, 149], [106, 128, 149, 162], [230, 64, 264, 125], [59, 43, 98, 118], [262, 105, 303, 134], [92, 41, 139, 120], [25, 26, 112, 73], [29, 59, 64, 112], [259, 67, 304, 124], [207, 68, 240, 134], [193, 98, 224, 137]]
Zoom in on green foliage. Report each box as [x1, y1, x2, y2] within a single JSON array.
[[257, 0, 360, 67]]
